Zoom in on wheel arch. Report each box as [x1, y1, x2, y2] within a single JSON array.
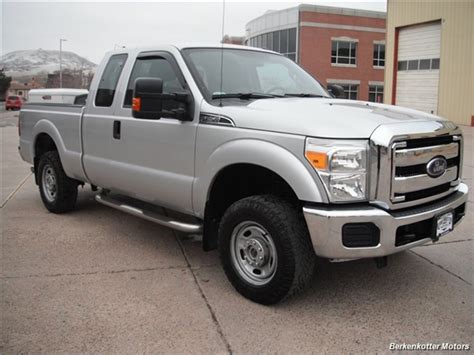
[[194, 139, 327, 251], [31, 119, 83, 183], [31, 120, 67, 162], [194, 139, 326, 216]]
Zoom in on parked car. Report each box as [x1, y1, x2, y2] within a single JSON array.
[[27, 89, 89, 105], [6, 95, 24, 110], [18, 45, 468, 304]]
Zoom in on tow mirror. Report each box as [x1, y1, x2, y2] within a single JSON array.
[[132, 77, 192, 120], [327, 84, 345, 99]]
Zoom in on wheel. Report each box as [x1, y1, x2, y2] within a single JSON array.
[[218, 195, 315, 304], [38, 151, 78, 213]]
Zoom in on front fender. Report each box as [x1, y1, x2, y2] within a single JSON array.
[[193, 138, 327, 217]]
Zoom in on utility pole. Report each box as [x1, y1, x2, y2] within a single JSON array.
[[59, 38, 67, 88]]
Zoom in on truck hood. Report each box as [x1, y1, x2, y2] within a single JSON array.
[[221, 98, 445, 138]]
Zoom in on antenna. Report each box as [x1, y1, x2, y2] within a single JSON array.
[[219, 0, 226, 107]]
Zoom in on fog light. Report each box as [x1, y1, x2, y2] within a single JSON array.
[[342, 223, 380, 248]]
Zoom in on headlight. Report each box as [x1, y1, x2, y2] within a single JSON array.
[[305, 138, 368, 202]]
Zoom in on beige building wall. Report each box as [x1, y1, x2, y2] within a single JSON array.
[[384, 0, 473, 126]]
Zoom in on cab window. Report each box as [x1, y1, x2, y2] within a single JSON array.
[[123, 55, 185, 110], [95, 54, 128, 107]]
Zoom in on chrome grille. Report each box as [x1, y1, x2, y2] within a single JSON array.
[[390, 135, 461, 206]]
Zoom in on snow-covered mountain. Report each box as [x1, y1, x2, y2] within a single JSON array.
[[0, 49, 97, 77]]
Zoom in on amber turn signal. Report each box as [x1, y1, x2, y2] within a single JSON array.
[[305, 151, 328, 170], [132, 97, 141, 111]]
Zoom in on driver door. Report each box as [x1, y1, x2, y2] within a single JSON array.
[[106, 51, 197, 214]]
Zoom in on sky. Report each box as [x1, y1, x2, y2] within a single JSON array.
[[1, 0, 387, 64]]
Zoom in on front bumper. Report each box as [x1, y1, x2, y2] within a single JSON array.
[[303, 183, 468, 261]]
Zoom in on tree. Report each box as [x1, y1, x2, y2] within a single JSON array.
[[0, 68, 12, 99]]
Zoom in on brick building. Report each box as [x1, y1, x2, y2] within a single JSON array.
[[245, 4, 386, 102], [46, 69, 94, 89]]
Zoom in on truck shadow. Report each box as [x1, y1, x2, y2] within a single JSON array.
[[73, 188, 460, 312]]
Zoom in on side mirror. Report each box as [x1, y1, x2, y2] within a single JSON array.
[[132, 77, 192, 120], [327, 84, 345, 99], [132, 78, 163, 119]]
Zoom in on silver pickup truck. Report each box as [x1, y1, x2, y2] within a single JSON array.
[[19, 44, 468, 304]]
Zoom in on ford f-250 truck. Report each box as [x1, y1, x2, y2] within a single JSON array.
[[19, 44, 468, 304]]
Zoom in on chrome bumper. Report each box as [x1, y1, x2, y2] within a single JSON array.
[[303, 183, 468, 261]]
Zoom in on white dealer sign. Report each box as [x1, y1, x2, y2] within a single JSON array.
[[389, 343, 470, 351]]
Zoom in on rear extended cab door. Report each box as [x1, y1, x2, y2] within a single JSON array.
[[82, 46, 201, 215]]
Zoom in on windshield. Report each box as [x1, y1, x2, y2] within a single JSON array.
[[182, 48, 329, 103]]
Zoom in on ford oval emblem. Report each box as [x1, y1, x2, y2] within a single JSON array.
[[426, 157, 447, 178]]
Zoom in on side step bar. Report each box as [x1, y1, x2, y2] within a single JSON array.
[[95, 194, 202, 233]]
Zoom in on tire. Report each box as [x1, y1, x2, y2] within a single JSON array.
[[218, 195, 316, 304], [37, 151, 78, 213]]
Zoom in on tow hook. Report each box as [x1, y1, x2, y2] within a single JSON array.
[[374, 256, 388, 269]]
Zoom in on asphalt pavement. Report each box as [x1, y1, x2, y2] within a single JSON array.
[[1, 109, 472, 353]]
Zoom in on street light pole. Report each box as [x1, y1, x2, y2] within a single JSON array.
[[59, 38, 67, 88]]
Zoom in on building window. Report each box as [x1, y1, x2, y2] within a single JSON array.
[[373, 43, 385, 67], [286, 28, 297, 61], [419, 59, 430, 70], [248, 28, 297, 61], [341, 84, 358, 100], [408, 60, 419, 70], [368, 85, 384, 103], [273, 31, 280, 52], [397, 58, 440, 71], [397, 61, 407, 71], [331, 40, 357, 65]]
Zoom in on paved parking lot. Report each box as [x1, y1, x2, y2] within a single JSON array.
[[1, 109, 472, 352]]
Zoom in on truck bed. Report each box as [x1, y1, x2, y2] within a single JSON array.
[[19, 103, 87, 182]]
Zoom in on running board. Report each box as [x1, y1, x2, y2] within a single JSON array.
[[95, 194, 202, 233]]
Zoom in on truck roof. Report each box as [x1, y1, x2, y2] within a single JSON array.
[[107, 43, 278, 56]]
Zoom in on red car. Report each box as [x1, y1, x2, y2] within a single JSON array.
[[5, 95, 24, 110]]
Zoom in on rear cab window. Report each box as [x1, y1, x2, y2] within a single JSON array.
[[95, 54, 128, 107]]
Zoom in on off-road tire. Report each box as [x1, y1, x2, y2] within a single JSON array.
[[218, 195, 316, 305], [38, 151, 78, 213]]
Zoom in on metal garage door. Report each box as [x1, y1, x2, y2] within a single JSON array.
[[396, 22, 441, 114]]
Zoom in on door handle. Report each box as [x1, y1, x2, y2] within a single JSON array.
[[113, 120, 121, 139]]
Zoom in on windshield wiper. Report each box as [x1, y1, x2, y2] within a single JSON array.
[[212, 92, 276, 100], [283, 93, 327, 98]]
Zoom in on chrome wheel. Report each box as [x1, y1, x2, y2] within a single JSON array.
[[230, 221, 278, 286], [42, 164, 57, 202]]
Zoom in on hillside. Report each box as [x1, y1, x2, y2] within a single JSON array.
[[0, 49, 97, 79]]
